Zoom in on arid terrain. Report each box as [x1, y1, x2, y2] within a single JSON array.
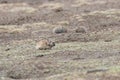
[[0, 0, 120, 80]]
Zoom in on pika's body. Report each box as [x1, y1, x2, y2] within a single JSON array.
[[36, 39, 55, 50]]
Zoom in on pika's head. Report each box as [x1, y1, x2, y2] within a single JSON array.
[[48, 41, 55, 47]]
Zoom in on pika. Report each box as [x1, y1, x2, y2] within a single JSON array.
[[36, 39, 55, 50]]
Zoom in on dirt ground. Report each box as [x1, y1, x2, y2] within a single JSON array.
[[0, 0, 120, 80]]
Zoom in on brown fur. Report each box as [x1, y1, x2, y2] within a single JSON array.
[[36, 39, 55, 50]]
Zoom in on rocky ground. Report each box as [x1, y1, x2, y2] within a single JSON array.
[[0, 0, 120, 80]]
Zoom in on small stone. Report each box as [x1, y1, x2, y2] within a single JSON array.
[[86, 68, 109, 73], [53, 7, 63, 12], [43, 69, 50, 73], [53, 26, 67, 34], [75, 26, 87, 33], [104, 39, 112, 42], [72, 57, 85, 60], [36, 54, 44, 57]]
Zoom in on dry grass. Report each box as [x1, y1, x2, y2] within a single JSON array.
[[72, 0, 106, 7], [39, 2, 64, 10], [0, 25, 26, 34], [22, 22, 55, 28], [0, 3, 36, 13], [57, 21, 69, 26]]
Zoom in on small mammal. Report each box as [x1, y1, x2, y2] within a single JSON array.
[[36, 39, 55, 50]]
